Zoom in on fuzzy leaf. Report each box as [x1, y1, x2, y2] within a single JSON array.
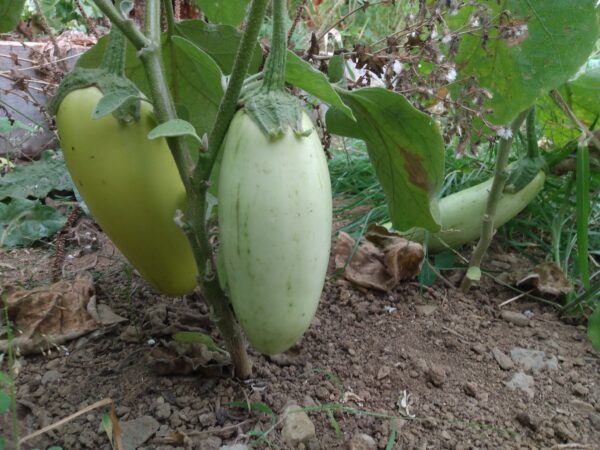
[[0, 0, 25, 33], [285, 52, 353, 120], [451, 0, 598, 125], [148, 119, 202, 144], [0, 391, 10, 414], [173, 331, 225, 354], [92, 93, 140, 120], [0, 198, 66, 249], [193, 0, 250, 27], [326, 88, 444, 232], [0, 151, 72, 201]]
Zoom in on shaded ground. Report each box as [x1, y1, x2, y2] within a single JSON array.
[[0, 226, 599, 450]]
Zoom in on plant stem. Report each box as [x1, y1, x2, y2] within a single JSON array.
[[460, 110, 529, 292], [551, 90, 600, 149], [91, 0, 260, 378], [525, 106, 539, 159], [100, 26, 126, 75], [162, 0, 177, 37], [195, 0, 270, 182], [262, 0, 287, 92]]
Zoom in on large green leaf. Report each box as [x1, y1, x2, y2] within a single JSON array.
[[326, 88, 444, 232], [0, 151, 72, 201], [0, 198, 65, 249], [193, 0, 250, 27], [285, 52, 354, 120], [78, 23, 225, 140], [173, 20, 262, 74], [452, 0, 598, 125], [0, 0, 25, 32], [537, 58, 600, 147]]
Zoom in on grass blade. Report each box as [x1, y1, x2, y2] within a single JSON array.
[[576, 143, 590, 289]]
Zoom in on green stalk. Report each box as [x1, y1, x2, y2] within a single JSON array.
[[526, 107, 540, 159], [576, 143, 590, 290], [196, 0, 270, 181], [162, 0, 177, 37], [100, 26, 126, 75], [460, 109, 529, 291], [261, 0, 287, 92], [91, 0, 271, 379]]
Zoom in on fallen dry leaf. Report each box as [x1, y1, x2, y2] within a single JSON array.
[[147, 341, 229, 376], [0, 272, 125, 354], [517, 262, 573, 297], [334, 230, 424, 292]]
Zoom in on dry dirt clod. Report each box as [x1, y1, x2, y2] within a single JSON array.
[[516, 411, 540, 431], [348, 433, 377, 450], [427, 365, 447, 387], [281, 403, 316, 447], [492, 347, 514, 371], [120, 416, 160, 450], [500, 310, 530, 327], [377, 366, 391, 380], [510, 347, 558, 372]]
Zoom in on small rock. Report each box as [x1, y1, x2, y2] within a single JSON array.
[[440, 430, 451, 440], [348, 433, 376, 450], [415, 304, 437, 316], [116, 406, 131, 417], [155, 403, 171, 420], [199, 436, 222, 450], [281, 404, 316, 446], [120, 325, 144, 343], [510, 347, 558, 372], [501, 310, 530, 326], [553, 421, 577, 441], [427, 365, 446, 387], [572, 383, 589, 397], [516, 412, 539, 431], [492, 348, 514, 371], [220, 445, 249, 450], [199, 412, 217, 427], [463, 382, 479, 398], [569, 399, 595, 414], [471, 343, 486, 355], [589, 413, 600, 431], [306, 438, 320, 450], [41, 370, 61, 385], [120, 416, 160, 450], [505, 372, 535, 399], [377, 366, 391, 380]]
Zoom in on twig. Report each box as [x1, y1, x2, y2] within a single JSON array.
[[74, 0, 100, 38], [550, 90, 600, 148], [316, 0, 391, 43], [19, 398, 114, 444], [32, 0, 66, 70], [288, 0, 308, 46]]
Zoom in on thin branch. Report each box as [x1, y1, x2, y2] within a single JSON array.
[[550, 89, 600, 149]]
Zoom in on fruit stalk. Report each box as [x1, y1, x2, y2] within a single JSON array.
[[460, 109, 529, 291]]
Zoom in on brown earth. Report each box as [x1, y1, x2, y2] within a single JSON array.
[[0, 226, 599, 450]]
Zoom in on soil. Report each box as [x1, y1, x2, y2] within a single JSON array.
[[1, 225, 599, 450]]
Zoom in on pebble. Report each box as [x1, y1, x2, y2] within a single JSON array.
[[427, 365, 446, 387], [501, 311, 530, 327], [377, 366, 391, 380], [553, 421, 577, 441], [155, 402, 171, 420], [505, 372, 535, 399], [348, 433, 377, 450], [516, 412, 539, 431], [41, 370, 61, 385], [589, 413, 600, 431], [220, 445, 249, 450], [471, 343, 486, 355], [199, 436, 222, 450], [492, 348, 514, 371], [463, 382, 479, 398], [281, 403, 316, 446], [415, 304, 437, 316], [572, 383, 589, 397], [120, 416, 160, 450], [510, 347, 558, 372]]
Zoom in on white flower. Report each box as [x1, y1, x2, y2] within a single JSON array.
[[446, 67, 457, 82], [497, 127, 513, 139], [442, 34, 452, 45]]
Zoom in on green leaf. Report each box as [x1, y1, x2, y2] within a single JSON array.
[[0, 391, 10, 414], [148, 119, 202, 144], [569, 58, 600, 118], [588, 302, 600, 352], [0, 151, 73, 201], [0, 436, 6, 450], [504, 158, 546, 193], [285, 52, 354, 120], [101, 413, 113, 441], [452, 0, 599, 125], [328, 54, 346, 84], [78, 22, 227, 140], [326, 88, 444, 232], [174, 20, 262, 75], [193, 0, 250, 27], [0, 198, 66, 249], [576, 143, 590, 289], [173, 331, 225, 354], [0, 0, 25, 32], [92, 93, 140, 120]]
